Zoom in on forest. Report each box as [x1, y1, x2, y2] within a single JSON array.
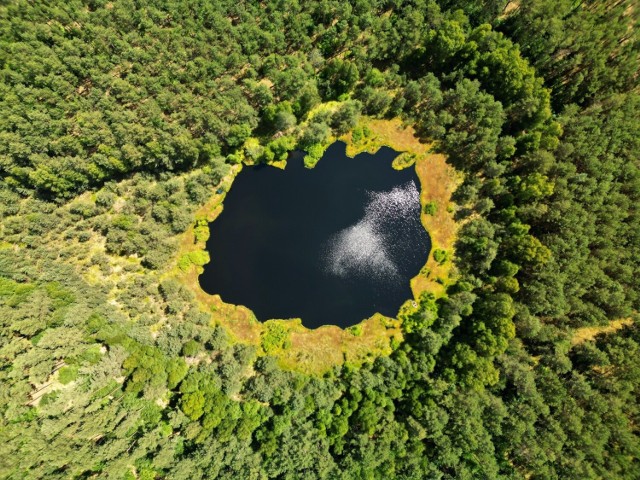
[[1, 0, 639, 478]]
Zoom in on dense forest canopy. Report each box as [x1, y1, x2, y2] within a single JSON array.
[[1, 0, 639, 478]]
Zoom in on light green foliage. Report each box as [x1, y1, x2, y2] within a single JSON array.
[[264, 136, 296, 162], [0, 278, 36, 305], [347, 325, 362, 337], [58, 366, 78, 385], [393, 152, 417, 169], [178, 255, 192, 272], [179, 369, 266, 443], [179, 250, 210, 271], [423, 201, 437, 215], [261, 323, 291, 354], [194, 218, 210, 244], [303, 144, 328, 168], [350, 125, 372, 144], [194, 226, 210, 243], [243, 138, 265, 163], [433, 248, 448, 264], [122, 346, 170, 395], [399, 292, 439, 333], [514, 172, 554, 202], [181, 390, 206, 421], [188, 250, 210, 267], [365, 68, 385, 87], [182, 340, 200, 357], [167, 358, 188, 390]]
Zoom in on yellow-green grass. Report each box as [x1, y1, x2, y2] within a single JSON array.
[[174, 117, 460, 374], [571, 318, 634, 346]]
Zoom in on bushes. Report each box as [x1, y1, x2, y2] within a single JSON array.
[[319, 59, 360, 99], [194, 222, 210, 244], [350, 125, 372, 144], [433, 249, 448, 264], [299, 122, 330, 149], [261, 323, 291, 354], [330, 101, 361, 135], [423, 201, 437, 215], [348, 325, 363, 337], [263, 136, 296, 162], [178, 250, 210, 272]]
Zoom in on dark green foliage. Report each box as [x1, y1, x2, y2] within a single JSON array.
[[319, 59, 360, 99], [358, 86, 393, 117], [499, 0, 639, 108], [1, 0, 639, 479], [300, 121, 330, 149], [438, 0, 507, 25], [523, 94, 640, 325], [0, 2, 258, 196], [330, 101, 361, 135]]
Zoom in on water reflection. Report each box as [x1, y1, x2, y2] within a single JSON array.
[[198, 142, 430, 329]]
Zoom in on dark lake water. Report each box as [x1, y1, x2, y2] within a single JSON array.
[[199, 141, 431, 329]]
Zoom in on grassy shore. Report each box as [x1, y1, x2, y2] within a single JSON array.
[[174, 117, 460, 374]]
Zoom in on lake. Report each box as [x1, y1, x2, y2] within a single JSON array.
[[198, 141, 431, 329]]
